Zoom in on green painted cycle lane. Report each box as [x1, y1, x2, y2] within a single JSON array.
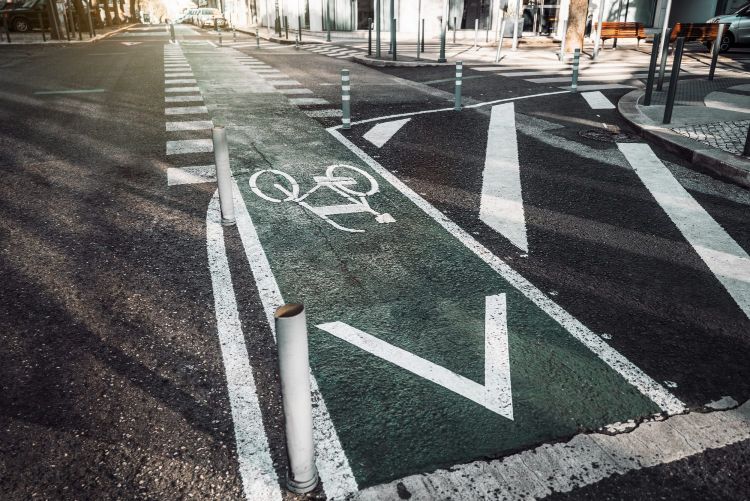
[[187, 47, 682, 488]]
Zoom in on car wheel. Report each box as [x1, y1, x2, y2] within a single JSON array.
[[12, 17, 31, 32], [719, 32, 734, 53]]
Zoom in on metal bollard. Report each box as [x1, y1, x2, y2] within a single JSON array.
[[391, 18, 397, 61], [38, 12, 46, 42], [368, 17, 372, 56], [3, 14, 10, 43], [295, 31, 299, 49], [559, 19, 568, 62], [214, 18, 217, 32], [256, 26, 260, 48], [218, 29, 222, 46], [495, 11, 506, 63], [744, 124, 750, 157], [232, 26, 237, 43], [274, 304, 319, 494], [298, 15, 303, 41], [708, 24, 725, 81], [486, 15, 490, 42], [453, 16, 456, 44], [657, 28, 672, 91], [212, 126, 236, 226], [571, 48, 580, 92], [663, 37, 685, 125], [438, 17, 446, 63], [375, 0, 381, 58], [474, 18, 478, 48], [284, 15, 288, 39], [169, 22, 176, 43], [644, 33, 662, 106], [341, 69, 351, 129], [421, 18, 425, 53], [454, 61, 462, 111]]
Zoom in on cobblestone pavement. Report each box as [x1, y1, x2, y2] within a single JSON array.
[[671, 120, 750, 155]]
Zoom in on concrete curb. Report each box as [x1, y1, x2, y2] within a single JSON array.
[[233, 28, 322, 45], [352, 53, 452, 68], [618, 89, 750, 189]]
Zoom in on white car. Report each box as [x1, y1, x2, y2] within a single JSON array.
[[195, 8, 226, 29], [708, 1, 750, 51]]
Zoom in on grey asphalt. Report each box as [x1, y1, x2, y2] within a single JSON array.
[[1, 23, 749, 500]]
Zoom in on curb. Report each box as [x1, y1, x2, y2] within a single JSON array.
[[618, 89, 750, 189], [352, 53, 452, 68], [0, 23, 135, 45], [233, 28, 322, 45]]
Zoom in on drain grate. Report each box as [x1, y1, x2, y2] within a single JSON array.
[[578, 128, 640, 143]]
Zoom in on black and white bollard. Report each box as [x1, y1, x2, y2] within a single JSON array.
[[663, 37, 685, 125], [212, 126, 236, 226], [454, 61, 463, 111], [274, 304, 319, 494], [570, 48, 580, 92], [341, 69, 351, 130], [644, 32, 662, 106], [708, 24, 725, 81]]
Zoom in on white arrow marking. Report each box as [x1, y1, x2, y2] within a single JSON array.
[[317, 294, 513, 419], [363, 118, 411, 148], [479, 103, 528, 252]]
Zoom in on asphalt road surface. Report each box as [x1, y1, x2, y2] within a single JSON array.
[[1, 24, 749, 500]]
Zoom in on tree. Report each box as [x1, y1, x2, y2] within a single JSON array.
[[102, 0, 113, 25], [129, 0, 136, 21], [564, 0, 588, 53]]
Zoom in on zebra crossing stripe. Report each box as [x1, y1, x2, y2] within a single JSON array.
[[289, 97, 329, 106], [166, 120, 214, 131], [166, 139, 213, 155], [167, 165, 216, 185], [166, 95, 204, 103], [165, 106, 209, 115]]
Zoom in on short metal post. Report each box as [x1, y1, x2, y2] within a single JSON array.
[[274, 304, 319, 495], [571, 48, 580, 92], [218, 29, 222, 46], [87, 0, 94, 38], [64, 7, 70, 41], [169, 22, 176, 43], [495, 11, 506, 63], [232, 25, 237, 42], [473, 18, 478, 48], [486, 15, 490, 42], [454, 61, 462, 111], [663, 36, 684, 125], [3, 14, 10, 43], [453, 16, 456, 44], [644, 32, 661, 106], [284, 15, 288, 39], [421, 19, 425, 52], [256, 26, 260, 48], [298, 15, 302, 40], [76, 10, 82, 40], [417, 0, 421, 60], [512, 0, 521, 51], [38, 12, 46, 42], [375, 0, 380, 58], [341, 69, 351, 129], [708, 24, 725, 81], [326, 0, 331, 42], [391, 17, 396, 60], [367, 17, 372, 55], [212, 126, 236, 226], [438, 16, 446, 63], [657, 28, 672, 91], [214, 18, 217, 31], [743, 124, 750, 157], [559, 19, 568, 61], [593, 0, 605, 60]]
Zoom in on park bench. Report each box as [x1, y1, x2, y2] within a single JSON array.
[[599, 21, 647, 48]]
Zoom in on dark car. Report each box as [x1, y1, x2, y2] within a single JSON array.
[[0, 0, 49, 32]]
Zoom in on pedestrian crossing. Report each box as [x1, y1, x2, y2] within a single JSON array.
[[224, 40, 287, 50]]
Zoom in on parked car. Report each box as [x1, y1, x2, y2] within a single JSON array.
[[708, 1, 750, 51], [174, 8, 193, 24], [0, 0, 48, 32], [195, 8, 225, 29]]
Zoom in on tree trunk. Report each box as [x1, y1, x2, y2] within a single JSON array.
[[111, 0, 122, 24], [129, 0, 135, 21], [71, 0, 88, 32], [564, 0, 588, 53], [101, 0, 112, 26]]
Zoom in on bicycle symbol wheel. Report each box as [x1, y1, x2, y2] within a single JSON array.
[[325, 164, 379, 197], [249, 169, 300, 203]]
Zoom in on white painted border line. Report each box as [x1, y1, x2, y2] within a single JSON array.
[[166, 95, 204, 103], [206, 194, 282, 501], [289, 97, 330, 106], [327, 127, 685, 415], [166, 139, 213, 155], [580, 91, 616, 110], [165, 78, 197, 84], [168, 165, 216, 185], [230, 182, 359, 499], [165, 86, 201, 93], [618, 143, 750, 320], [360, 400, 750, 500], [166, 120, 213, 131], [165, 105, 209, 115]]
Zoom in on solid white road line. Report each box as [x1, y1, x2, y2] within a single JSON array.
[[230, 182, 359, 499], [527, 73, 652, 83], [166, 120, 213, 131], [167, 165, 216, 185], [618, 143, 750, 320], [165, 106, 209, 115], [288, 97, 329, 106], [562, 84, 636, 91], [304, 109, 343, 117], [206, 194, 283, 501], [479, 103, 528, 253], [580, 91, 615, 110], [328, 127, 685, 415], [166, 139, 213, 155], [165, 86, 201, 93], [362, 118, 411, 148], [165, 95, 204, 103], [360, 400, 750, 500]]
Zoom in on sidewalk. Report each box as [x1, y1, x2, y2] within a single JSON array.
[[0, 22, 133, 45], [619, 76, 750, 188]]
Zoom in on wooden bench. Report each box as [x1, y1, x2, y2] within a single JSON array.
[[599, 21, 647, 48]]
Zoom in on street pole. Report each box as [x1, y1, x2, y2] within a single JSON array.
[[511, 0, 520, 50], [643, 32, 661, 106], [453, 16, 456, 44], [265, 0, 270, 36], [416, 0, 421, 60], [3, 13, 10, 43], [473, 18, 478, 48], [391, 17, 397, 60], [708, 24, 725, 81], [662, 36, 684, 125], [375, 0, 381, 58], [388, 0, 394, 55], [86, 0, 94, 38], [438, 16, 446, 62], [495, 9, 506, 63], [368, 17, 372, 55], [326, 0, 331, 42], [657, 0, 673, 90], [421, 18, 425, 52], [594, 0, 605, 60]]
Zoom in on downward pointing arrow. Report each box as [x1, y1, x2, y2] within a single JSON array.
[[317, 294, 513, 419]]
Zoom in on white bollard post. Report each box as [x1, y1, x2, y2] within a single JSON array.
[[212, 126, 236, 226], [275, 304, 319, 494]]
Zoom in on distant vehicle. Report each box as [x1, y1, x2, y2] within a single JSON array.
[[174, 9, 193, 24], [708, 2, 750, 51], [195, 8, 225, 29], [0, 0, 47, 32]]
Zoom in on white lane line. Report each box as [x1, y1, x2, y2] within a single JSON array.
[[206, 194, 283, 501], [580, 91, 615, 110], [166, 120, 213, 131], [165, 78, 197, 84], [165, 95, 204, 103], [479, 103, 528, 252], [230, 182, 359, 499], [527, 73, 652, 83], [166, 139, 213, 155], [561, 84, 636, 91], [269, 80, 302, 87], [360, 400, 750, 501], [276, 88, 314, 95], [165, 86, 201, 93], [362, 118, 411, 148], [618, 143, 750, 319], [165, 106, 209, 115], [289, 97, 330, 106], [167, 165, 216, 185], [304, 109, 343, 117], [328, 127, 685, 415]]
